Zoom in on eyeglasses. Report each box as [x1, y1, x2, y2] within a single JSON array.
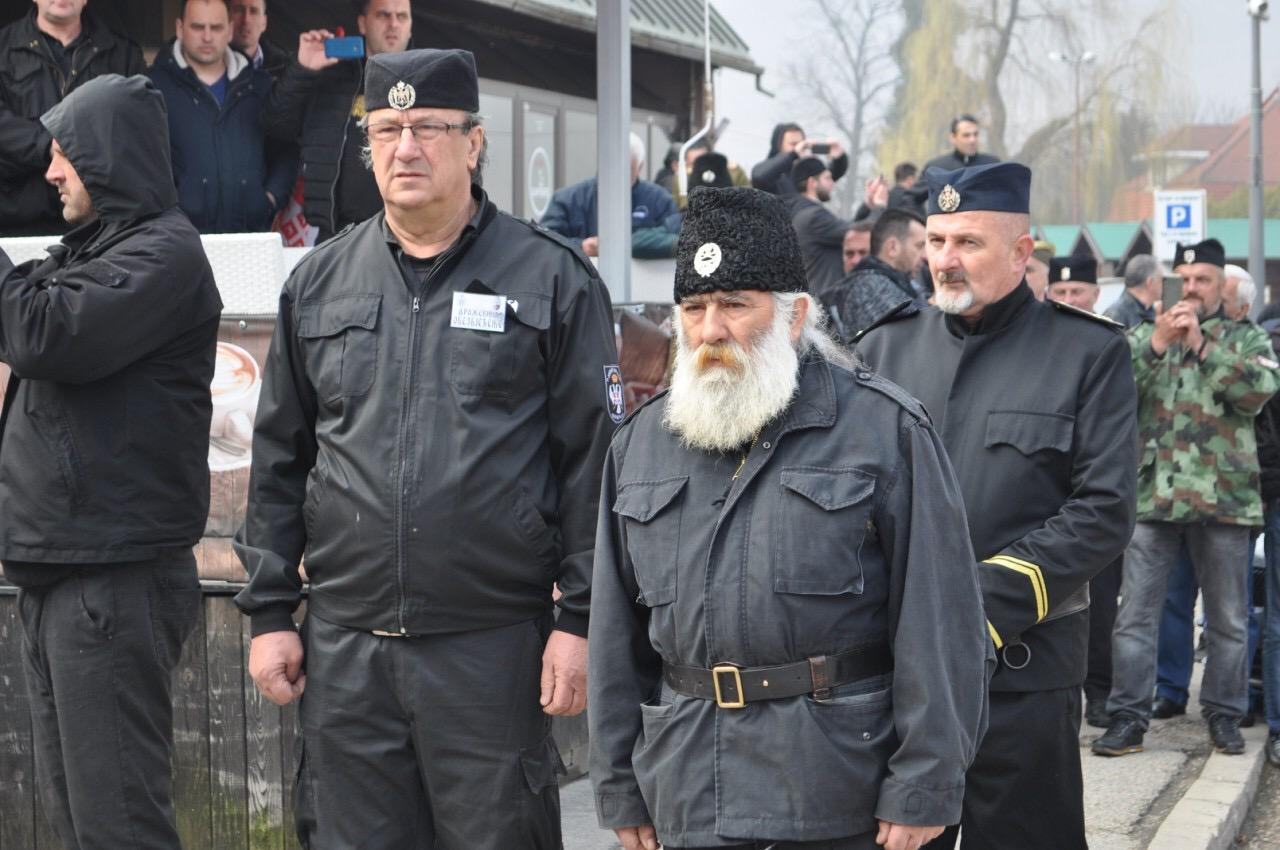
[[366, 121, 472, 144]]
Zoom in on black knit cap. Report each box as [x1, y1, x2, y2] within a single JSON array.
[[1049, 255, 1098, 285], [791, 156, 828, 189], [1173, 238, 1226, 269], [364, 48, 479, 113], [689, 152, 733, 190], [673, 187, 808, 301]]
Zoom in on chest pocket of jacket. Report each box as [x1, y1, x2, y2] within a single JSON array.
[[296, 294, 381, 403], [984, 410, 1074, 456], [774, 467, 875, 596], [613, 476, 688, 607], [449, 292, 550, 399]]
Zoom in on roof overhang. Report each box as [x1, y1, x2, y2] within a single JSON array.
[[468, 0, 763, 75]]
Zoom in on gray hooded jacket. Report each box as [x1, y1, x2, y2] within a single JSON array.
[[589, 357, 992, 846]]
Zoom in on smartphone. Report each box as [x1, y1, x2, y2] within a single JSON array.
[[1161, 275, 1183, 310], [324, 36, 365, 59], [808, 142, 832, 155]]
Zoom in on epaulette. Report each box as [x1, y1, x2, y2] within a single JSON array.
[[513, 217, 599, 278], [851, 367, 931, 424], [851, 299, 921, 345], [616, 387, 670, 429], [1050, 299, 1124, 330]]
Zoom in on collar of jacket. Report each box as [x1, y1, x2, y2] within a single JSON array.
[[1124, 289, 1155, 318], [380, 184, 496, 251], [954, 150, 982, 165], [944, 279, 1033, 338], [852, 254, 915, 295], [772, 355, 838, 440], [15, 7, 118, 55], [169, 38, 250, 82]]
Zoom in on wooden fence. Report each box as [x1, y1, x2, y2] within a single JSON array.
[[0, 584, 587, 850]]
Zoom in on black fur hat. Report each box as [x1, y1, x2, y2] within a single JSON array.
[[673, 187, 809, 302]]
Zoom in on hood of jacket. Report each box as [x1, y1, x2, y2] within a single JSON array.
[[39, 73, 178, 223], [158, 37, 251, 82], [767, 122, 803, 158]]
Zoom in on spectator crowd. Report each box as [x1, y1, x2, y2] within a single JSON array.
[[2, 3, 1280, 849]]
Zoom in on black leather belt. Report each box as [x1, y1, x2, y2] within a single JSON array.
[[662, 642, 893, 709]]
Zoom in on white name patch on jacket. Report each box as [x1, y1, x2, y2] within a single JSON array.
[[451, 291, 507, 332]]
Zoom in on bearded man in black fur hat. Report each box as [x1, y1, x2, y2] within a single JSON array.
[[587, 186, 993, 850]]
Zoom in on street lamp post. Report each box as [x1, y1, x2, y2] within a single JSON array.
[[1051, 51, 1096, 224], [1248, 0, 1268, 307]]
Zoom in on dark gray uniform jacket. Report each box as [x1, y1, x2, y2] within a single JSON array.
[[858, 283, 1137, 692], [790, 197, 849, 302], [0, 74, 222, 566], [589, 357, 991, 846], [234, 187, 618, 639]]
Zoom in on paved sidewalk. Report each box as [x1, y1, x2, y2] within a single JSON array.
[[561, 673, 1271, 850]]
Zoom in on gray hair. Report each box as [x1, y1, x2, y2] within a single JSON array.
[[359, 112, 487, 186], [629, 132, 646, 168], [1124, 254, 1163, 289], [1225, 264, 1257, 310], [774, 292, 858, 370]]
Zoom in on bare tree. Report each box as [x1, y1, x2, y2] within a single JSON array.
[[785, 0, 904, 215]]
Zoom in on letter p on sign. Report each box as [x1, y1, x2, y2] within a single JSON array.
[[1167, 204, 1192, 229]]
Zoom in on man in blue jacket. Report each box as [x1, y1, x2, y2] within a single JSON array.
[[539, 132, 681, 259], [148, 0, 295, 232]]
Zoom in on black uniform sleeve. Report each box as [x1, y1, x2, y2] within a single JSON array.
[[544, 268, 619, 637], [233, 286, 320, 636], [587, 434, 662, 829], [979, 331, 1137, 646]]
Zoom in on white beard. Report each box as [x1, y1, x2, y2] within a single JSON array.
[[934, 285, 975, 314], [663, 305, 800, 452]]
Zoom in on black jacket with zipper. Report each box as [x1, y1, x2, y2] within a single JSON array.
[[259, 57, 369, 238], [0, 9, 145, 234], [233, 188, 619, 639], [0, 74, 223, 568]]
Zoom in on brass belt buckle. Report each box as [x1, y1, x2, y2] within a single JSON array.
[[711, 663, 746, 709]]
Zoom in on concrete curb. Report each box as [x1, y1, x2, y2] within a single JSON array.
[[1147, 724, 1268, 850]]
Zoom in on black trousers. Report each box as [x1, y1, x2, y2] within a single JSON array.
[[671, 835, 878, 849], [928, 687, 1086, 850], [17, 554, 201, 850], [1084, 556, 1123, 706], [296, 613, 563, 850]]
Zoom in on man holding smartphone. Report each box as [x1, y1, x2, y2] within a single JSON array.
[[261, 0, 411, 241], [1095, 238, 1280, 758]]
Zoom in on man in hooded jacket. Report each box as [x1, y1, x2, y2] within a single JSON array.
[[0, 74, 223, 849], [750, 122, 849, 197]]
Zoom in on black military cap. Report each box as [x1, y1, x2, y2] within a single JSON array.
[[1173, 238, 1226, 269], [791, 156, 828, 190], [925, 160, 1032, 216], [673, 187, 807, 302], [364, 48, 479, 113], [689, 152, 733, 190], [1049, 255, 1098, 285]]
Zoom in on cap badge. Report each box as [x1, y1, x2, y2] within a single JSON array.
[[938, 184, 961, 213], [1060, 267, 1071, 281], [388, 80, 416, 111], [701, 169, 716, 183], [693, 242, 722, 278], [1183, 249, 1195, 264]]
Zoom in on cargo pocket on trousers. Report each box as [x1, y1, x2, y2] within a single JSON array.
[[519, 736, 567, 795], [774, 467, 876, 596], [612, 476, 688, 606]]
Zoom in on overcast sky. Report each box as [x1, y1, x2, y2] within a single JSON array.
[[710, 1, 1276, 172]]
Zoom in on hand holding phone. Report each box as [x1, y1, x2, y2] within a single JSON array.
[[324, 35, 366, 60]]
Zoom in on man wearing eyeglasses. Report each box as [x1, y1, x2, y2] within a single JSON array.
[[234, 48, 620, 849]]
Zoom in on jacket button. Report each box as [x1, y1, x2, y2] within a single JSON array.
[[856, 370, 871, 380], [761, 441, 771, 450]]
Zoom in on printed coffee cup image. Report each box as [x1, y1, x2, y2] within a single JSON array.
[[209, 341, 261, 472]]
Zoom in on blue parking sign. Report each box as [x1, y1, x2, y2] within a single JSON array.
[[1166, 204, 1192, 229]]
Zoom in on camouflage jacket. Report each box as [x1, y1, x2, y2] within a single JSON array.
[[1130, 314, 1280, 525]]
